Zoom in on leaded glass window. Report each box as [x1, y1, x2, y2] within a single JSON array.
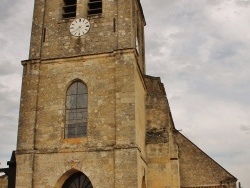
[[65, 81, 88, 138], [62, 172, 93, 188]]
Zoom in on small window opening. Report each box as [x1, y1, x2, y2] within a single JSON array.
[[63, 0, 77, 19], [88, 0, 102, 15], [43, 28, 46, 42], [136, 27, 140, 53]]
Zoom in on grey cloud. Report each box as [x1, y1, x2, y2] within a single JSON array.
[[179, 70, 250, 106], [210, 41, 246, 61], [0, 83, 20, 97], [236, 0, 250, 6], [0, 37, 8, 46], [205, 0, 224, 6], [0, 61, 19, 76], [0, 113, 17, 124], [170, 33, 208, 57], [0, 0, 249, 187], [0, 88, 20, 115], [0, 126, 17, 140], [0, 98, 19, 114], [0, 0, 30, 21], [0, 141, 17, 165], [0, 0, 15, 19], [158, 0, 210, 26], [240, 125, 250, 133], [146, 35, 166, 57], [0, 83, 8, 89], [0, 0, 31, 170]]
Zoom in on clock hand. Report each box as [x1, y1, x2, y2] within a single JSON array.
[[72, 26, 80, 34]]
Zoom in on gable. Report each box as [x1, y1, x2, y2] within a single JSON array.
[[175, 131, 237, 188]]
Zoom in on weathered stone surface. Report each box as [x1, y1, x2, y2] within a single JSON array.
[[14, 0, 237, 187], [29, 0, 145, 71], [175, 131, 237, 188], [16, 48, 147, 187], [145, 76, 170, 144], [0, 175, 7, 188], [145, 76, 180, 188]]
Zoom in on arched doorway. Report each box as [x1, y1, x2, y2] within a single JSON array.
[[61, 171, 93, 188]]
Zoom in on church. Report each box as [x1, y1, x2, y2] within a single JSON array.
[[3, 0, 238, 187]]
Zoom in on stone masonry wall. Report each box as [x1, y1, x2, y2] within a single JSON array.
[[145, 76, 180, 188], [15, 154, 33, 188], [175, 131, 237, 188], [0, 175, 7, 188], [145, 76, 170, 144], [135, 67, 146, 156], [35, 151, 115, 187], [18, 52, 138, 152], [16, 50, 147, 188], [29, 0, 145, 61], [17, 60, 40, 151]]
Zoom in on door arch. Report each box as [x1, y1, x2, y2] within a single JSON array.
[[54, 169, 93, 188], [62, 171, 93, 188]]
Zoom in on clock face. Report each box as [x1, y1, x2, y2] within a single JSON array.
[[70, 18, 90, 37]]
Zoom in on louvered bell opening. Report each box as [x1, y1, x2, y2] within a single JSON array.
[[63, 0, 77, 19], [64, 0, 76, 6], [88, 0, 102, 15], [62, 5, 76, 19]]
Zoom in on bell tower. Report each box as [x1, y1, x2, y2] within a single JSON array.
[[16, 0, 147, 187], [29, 0, 145, 72]]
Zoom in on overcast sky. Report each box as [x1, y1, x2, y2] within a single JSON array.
[[0, 0, 249, 187]]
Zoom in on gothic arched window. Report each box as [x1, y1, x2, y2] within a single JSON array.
[[62, 172, 93, 188], [62, 0, 77, 19], [65, 81, 88, 138]]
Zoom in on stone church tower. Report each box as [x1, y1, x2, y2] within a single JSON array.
[[15, 0, 237, 187]]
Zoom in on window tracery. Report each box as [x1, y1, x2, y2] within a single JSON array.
[[65, 81, 88, 138]]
